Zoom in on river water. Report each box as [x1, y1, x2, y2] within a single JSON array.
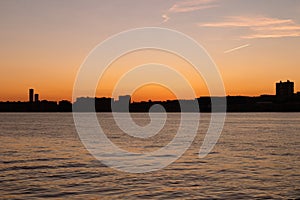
[[0, 113, 299, 199]]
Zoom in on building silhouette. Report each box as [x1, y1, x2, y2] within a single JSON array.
[[114, 95, 131, 112], [35, 94, 39, 103], [118, 95, 131, 104], [276, 80, 294, 97], [29, 89, 34, 102], [1, 81, 300, 112], [73, 97, 114, 112]]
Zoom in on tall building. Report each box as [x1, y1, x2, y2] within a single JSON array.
[[35, 94, 39, 102], [29, 89, 34, 102], [276, 80, 294, 97]]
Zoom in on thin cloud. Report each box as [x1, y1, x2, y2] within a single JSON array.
[[253, 26, 300, 31], [201, 16, 293, 27], [162, 0, 218, 23], [199, 16, 300, 39], [169, 0, 218, 13], [224, 44, 250, 54], [243, 32, 300, 39]]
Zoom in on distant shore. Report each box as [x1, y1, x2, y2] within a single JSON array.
[[1, 95, 300, 112]]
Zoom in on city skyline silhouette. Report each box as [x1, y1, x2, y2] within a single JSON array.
[[1, 80, 300, 112]]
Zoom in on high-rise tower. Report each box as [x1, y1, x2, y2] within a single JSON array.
[[29, 89, 34, 103], [35, 94, 39, 102]]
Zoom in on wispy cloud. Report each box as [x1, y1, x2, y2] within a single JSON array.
[[224, 44, 250, 54], [162, 0, 218, 23], [200, 16, 293, 27], [169, 0, 218, 13], [199, 16, 300, 39]]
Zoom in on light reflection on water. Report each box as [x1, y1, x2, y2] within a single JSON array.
[[0, 113, 299, 199]]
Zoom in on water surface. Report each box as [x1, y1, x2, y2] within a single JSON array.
[[0, 113, 299, 199]]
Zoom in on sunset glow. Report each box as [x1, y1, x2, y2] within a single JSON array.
[[0, 0, 299, 102]]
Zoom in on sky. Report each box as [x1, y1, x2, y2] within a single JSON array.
[[0, 0, 300, 102]]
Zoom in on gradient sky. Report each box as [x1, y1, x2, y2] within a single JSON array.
[[0, 0, 300, 102]]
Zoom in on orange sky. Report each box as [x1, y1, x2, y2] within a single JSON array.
[[96, 49, 208, 102], [0, 1, 300, 102]]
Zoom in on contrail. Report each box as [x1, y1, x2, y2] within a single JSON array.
[[224, 44, 250, 54]]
